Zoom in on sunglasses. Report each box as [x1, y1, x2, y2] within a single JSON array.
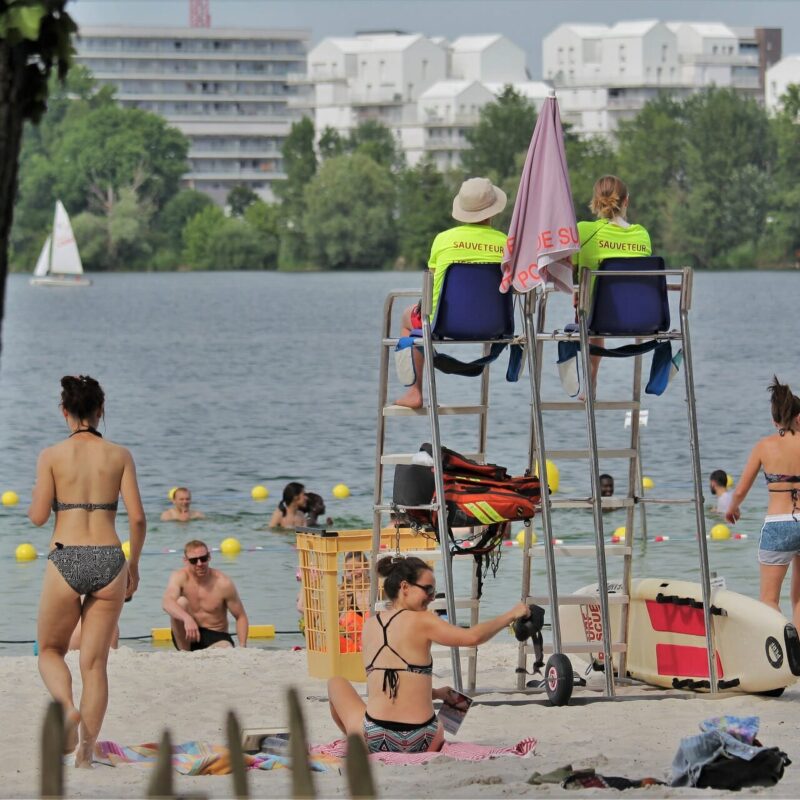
[[187, 554, 210, 565], [411, 582, 436, 598]]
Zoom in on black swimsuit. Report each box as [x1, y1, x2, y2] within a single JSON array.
[[365, 609, 433, 700], [764, 471, 800, 521], [47, 426, 125, 594]]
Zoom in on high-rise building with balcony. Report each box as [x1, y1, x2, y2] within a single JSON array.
[[543, 21, 781, 136], [75, 26, 309, 203]]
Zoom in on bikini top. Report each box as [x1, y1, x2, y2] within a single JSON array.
[[365, 609, 433, 699], [52, 427, 119, 512], [764, 472, 800, 484]]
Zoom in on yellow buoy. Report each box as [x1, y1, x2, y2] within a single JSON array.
[[533, 460, 560, 493], [642, 476, 655, 490], [168, 487, 178, 501], [220, 537, 242, 556], [726, 474, 735, 488], [15, 542, 37, 562], [2, 490, 19, 507], [121, 540, 131, 560], [251, 485, 269, 501], [516, 529, 537, 546], [710, 524, 731, 541], [612, 527, 628, 542], [332, 483, 350, 499]]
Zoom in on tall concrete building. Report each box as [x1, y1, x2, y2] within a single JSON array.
[[75, 26, 309, 203], [543, 20, 781, 136], [304, 31, 548, 169]]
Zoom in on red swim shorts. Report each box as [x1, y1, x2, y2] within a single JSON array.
[[410, 302, 422, 330]]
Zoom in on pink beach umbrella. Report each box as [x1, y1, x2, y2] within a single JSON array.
[[500, 92, 578, 295]]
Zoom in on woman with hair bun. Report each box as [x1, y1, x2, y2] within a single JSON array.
[[574, 175, 652, 391], [327, 555, 530, 753], [726, 377, 800, 628], [269, 481, 307, 529], [28, 375, 146, 767]]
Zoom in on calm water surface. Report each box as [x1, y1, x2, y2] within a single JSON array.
[[0, 271, 795, 655]]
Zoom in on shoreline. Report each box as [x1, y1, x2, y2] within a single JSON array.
[[3, 643, 799, 798]]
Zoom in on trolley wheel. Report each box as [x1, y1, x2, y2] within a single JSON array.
[[545, 653, 573, 706], [757, 687, 785, 698]]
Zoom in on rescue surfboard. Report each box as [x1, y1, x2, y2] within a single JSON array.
[[558, 578, 800, 694]]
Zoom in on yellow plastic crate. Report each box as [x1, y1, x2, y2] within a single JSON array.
[[297, 527, 437, 682]]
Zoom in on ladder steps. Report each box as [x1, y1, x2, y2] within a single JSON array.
[[526, 594, 629, 606], [544, 448, 637, 459], [381, 452, 482, 465], [529, 544, 631, 556], [540, 401, 641, 411], [550, 498, 635, 509], [524, 642, 628, 655], [383, 404, 486, 417]]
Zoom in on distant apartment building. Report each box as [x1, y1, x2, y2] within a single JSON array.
[[765, 55, 800, 112], [543, 21, 781, 136], [75, 26, 309, 203], [303, 32, 549, 169]]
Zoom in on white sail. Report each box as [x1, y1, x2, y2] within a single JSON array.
[[33, 236, 51, 277], [50, 200, 83, 275]]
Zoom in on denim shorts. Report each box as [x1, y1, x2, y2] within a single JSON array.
[[758, 515, 800, 565]]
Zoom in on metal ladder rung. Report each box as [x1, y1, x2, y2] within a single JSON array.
[[526, 642, 628, 655], [526, 594, 629, 606], [381, 452, 482, 465], [529, 544, 631, 556], [383, 404, 486, 417], [540, 401, 641, 411], [373, 503, 440, 513], [550, 497, 635, 509], [544, 448, 638, 459]]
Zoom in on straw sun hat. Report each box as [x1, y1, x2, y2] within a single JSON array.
[[451, 177, 507, 223]]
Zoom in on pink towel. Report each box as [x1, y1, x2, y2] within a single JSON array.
[[312, 737, 536, 765]]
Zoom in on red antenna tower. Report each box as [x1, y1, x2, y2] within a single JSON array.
[[189, 0, 211, 28]]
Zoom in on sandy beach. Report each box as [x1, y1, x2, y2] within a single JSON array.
[[3, 642, 800, 798]]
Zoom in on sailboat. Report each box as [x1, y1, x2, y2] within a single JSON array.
[[30, 200, 91, 287]]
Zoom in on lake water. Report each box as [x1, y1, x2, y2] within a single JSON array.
[[0, 270, 795, 655]]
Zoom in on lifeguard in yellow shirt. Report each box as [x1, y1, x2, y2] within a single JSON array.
[[395, 177, 507, 409], [574, 175, 652, 392]]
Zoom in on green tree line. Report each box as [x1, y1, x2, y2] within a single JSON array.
[[10, 72, 800, 273]]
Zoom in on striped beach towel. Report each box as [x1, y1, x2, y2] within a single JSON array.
[[95, 740, 338, 774], [312, 737, 537, 765]]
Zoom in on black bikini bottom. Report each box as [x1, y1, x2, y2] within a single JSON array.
[[48, 543, 126, 595]]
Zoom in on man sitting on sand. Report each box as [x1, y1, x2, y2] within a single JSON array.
[[161, 487, 205, 522], [163, 539, 249, 650]]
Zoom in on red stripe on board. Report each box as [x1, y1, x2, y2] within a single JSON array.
[[656, 644, 723, 678], [646, 599, 707, 636]]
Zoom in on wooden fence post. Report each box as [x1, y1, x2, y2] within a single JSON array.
[[226, 710, 249, 799], [287, 687, 316, 799], [345, 733, 377, 799], [40, 701, 64, 799]]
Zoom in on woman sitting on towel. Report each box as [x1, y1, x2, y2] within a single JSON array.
[[726, 376, 800, 629], [327, 556, 529, 753], [28, 375, 146, 767], [574, 175, 652, 393]]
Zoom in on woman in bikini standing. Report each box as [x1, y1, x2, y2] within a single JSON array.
[[28, 376, 146, 767], [727, 376, 800, 629], [327, 556, 529, 753]]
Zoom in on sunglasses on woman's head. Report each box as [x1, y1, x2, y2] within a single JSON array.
[[187, 554, 209, 565]]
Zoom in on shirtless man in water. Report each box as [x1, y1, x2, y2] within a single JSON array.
[[163, 540, 249, 650], [161, 487, 205, 522]]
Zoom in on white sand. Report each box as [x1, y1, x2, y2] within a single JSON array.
[[3, 642, 800, 798]]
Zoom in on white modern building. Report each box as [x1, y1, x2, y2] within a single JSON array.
[[766, 55, 800, 112], [75, 26, 309, 203], [543, 21, 781, 136], [304, 31, 547, 167]]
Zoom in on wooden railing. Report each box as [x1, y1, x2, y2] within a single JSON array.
[[40, 689, 377, 799]]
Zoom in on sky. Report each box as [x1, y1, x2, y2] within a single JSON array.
[[70, 0, 800, 80]]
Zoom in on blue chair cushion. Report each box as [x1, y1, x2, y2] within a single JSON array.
[[587, 256, 669, 336], [432, 262, 513, 340]]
